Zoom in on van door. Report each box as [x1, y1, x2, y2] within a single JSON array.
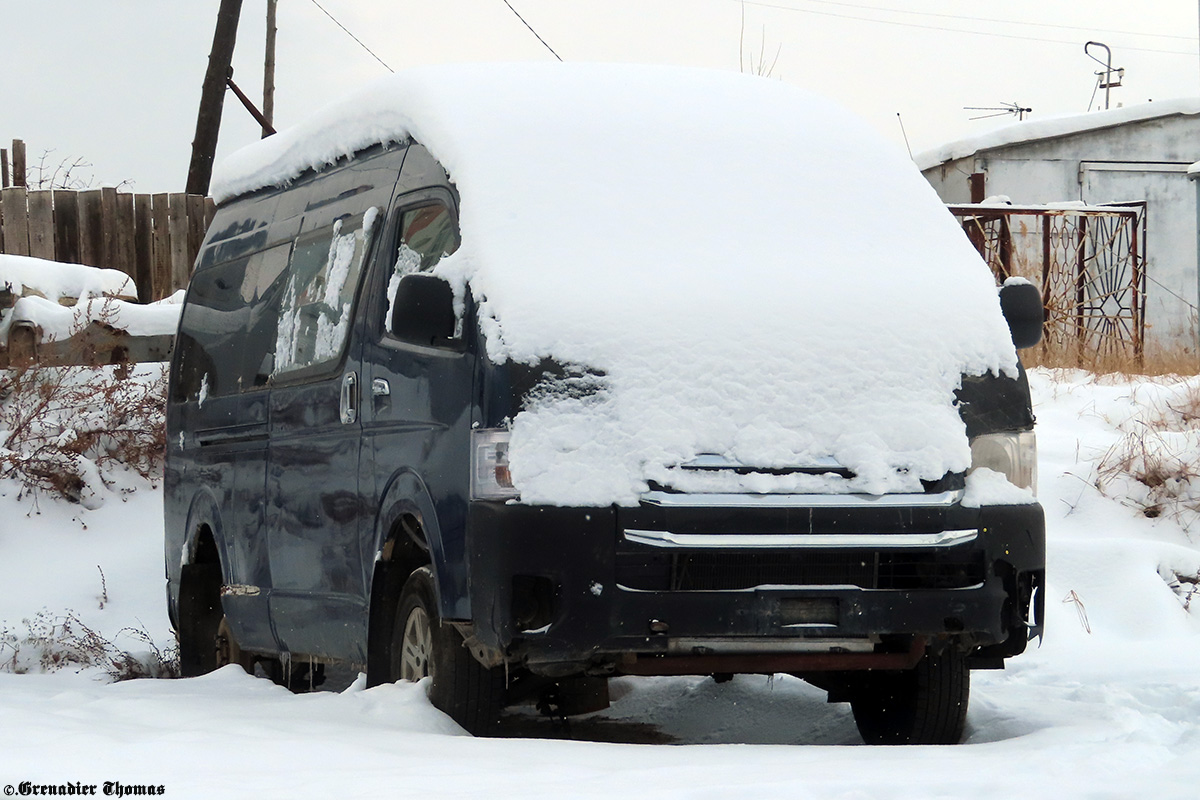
[[265, 210, 380, 661], [171, 240, 293, 654], [360, 185, 475, 620]]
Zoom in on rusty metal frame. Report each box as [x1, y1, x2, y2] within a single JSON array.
[[948, 203, 1147, 362]]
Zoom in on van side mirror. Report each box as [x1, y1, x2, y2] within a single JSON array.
[[391, 273, 456, 345], [999, 280, 1043, 350]]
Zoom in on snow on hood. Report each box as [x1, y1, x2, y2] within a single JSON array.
[[213, 63, 1019, 505]]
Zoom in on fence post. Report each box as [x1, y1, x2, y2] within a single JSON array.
[[151, 193, 172, 300], [54, 190, 81, 264], [100, 187, 118, 270], [27, 190, 55, 261], [134, 194, 154, 303], [168, 193, 190, 294], [78, 189, 104, 266], [1, 187, 30, 256], [114, 191, 135, 282], [11, 140, 26, 188], [186, 194, 206, 277]]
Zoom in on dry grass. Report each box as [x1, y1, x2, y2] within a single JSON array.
[[1091, 368, 1200, 527], [1022, 340, 1200, 378], [0, 609, 178, 680]]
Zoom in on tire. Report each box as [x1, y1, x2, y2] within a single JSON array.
[[390, 567, 507, 735], [177, 562, 253, 677], [849, 648, 969, 745]]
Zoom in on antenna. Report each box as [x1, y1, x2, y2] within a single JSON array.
[[1085, 41, 1124, 110], [896, 112, 913, 160], [963, 102, 1033, 121]]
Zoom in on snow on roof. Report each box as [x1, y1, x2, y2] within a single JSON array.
[[915, 97, 1200, 172], [214, 63, 1019, 505]]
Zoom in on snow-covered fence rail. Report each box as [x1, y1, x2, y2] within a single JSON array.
[[0, 188, 214, 302], [0, 255, 182, 370]]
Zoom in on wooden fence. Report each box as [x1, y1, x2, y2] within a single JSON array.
[[0, 187, 214, 302]]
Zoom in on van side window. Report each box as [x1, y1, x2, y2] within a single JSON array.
[[173, 259, 251, 402], [241, 244, 292, 386], [274, 210, 379, 375], [386, 203, 460, 336], [173, 243, 294, 402]]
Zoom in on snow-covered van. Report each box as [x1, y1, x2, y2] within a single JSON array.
[[164, 64, 1045, 744]]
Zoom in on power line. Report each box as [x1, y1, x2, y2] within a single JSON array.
[[738, 0, 1199, 56], [308, 0, 394, 72], [743, 0, 1197, 42], [501, 0, 563, 61]]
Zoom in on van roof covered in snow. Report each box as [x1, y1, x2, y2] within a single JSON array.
[[211, 63, 1019, 504]]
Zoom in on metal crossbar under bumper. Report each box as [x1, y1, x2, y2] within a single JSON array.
[[618, 637, 928, 675]]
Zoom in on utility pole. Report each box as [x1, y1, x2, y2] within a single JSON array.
[[263, 0, 277, 138], [186, 0, 244, 196]]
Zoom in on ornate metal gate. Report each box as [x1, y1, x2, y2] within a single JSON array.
[[948, 203, 1147, 361]]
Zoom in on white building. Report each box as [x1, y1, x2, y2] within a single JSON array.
[[918, 99, 1200, 353]]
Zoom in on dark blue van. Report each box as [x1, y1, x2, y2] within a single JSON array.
[[164, 66, 1045, 744]]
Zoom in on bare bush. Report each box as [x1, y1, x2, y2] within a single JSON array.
[[0, 609, 178, 680], [1094, 379, 1200, 528], [0, 357, 166, 506], [22, 148, 133, 192]]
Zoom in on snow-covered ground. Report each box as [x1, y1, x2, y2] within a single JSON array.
[[3, 368, 1200, 798]]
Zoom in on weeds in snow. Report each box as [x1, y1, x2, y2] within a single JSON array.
[[1093, 378, 1200, 530], [0, 359, 166, 507], [97, 565, 108, 610], [1160, 567, 1200, 612], [0, 609, 178, 680], [1062, 590, 1092, 634]]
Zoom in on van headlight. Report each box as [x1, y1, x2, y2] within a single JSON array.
[[969, 430, 1037, 494], [471, 429, 518, 501]]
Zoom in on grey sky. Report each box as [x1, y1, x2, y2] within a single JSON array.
[[4, 1, 1197, 193]]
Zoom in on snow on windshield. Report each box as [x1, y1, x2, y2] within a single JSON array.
[[213, 63, 1018, 505]]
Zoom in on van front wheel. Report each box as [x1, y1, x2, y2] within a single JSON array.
[[849, 647, 969, 745], [391, 567, 506, 735]]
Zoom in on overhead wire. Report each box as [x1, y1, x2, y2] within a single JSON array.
[[737, 0, 1199, 56], [307, 0, 394, 72], [743, 0, 1197, 42], [501, 0, 564, 61]]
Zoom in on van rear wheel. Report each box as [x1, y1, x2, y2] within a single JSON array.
[[849, 648, 969, 745], [391, 567, 506, 735], [178, 562, 253, 677]]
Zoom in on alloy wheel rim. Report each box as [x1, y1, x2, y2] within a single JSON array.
[[400, 607, 432, 681]]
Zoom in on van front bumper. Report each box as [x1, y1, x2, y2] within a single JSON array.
[[466, 494, 1044, 675]]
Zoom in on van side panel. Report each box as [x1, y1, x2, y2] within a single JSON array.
[[262, 149, 403, 662]]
